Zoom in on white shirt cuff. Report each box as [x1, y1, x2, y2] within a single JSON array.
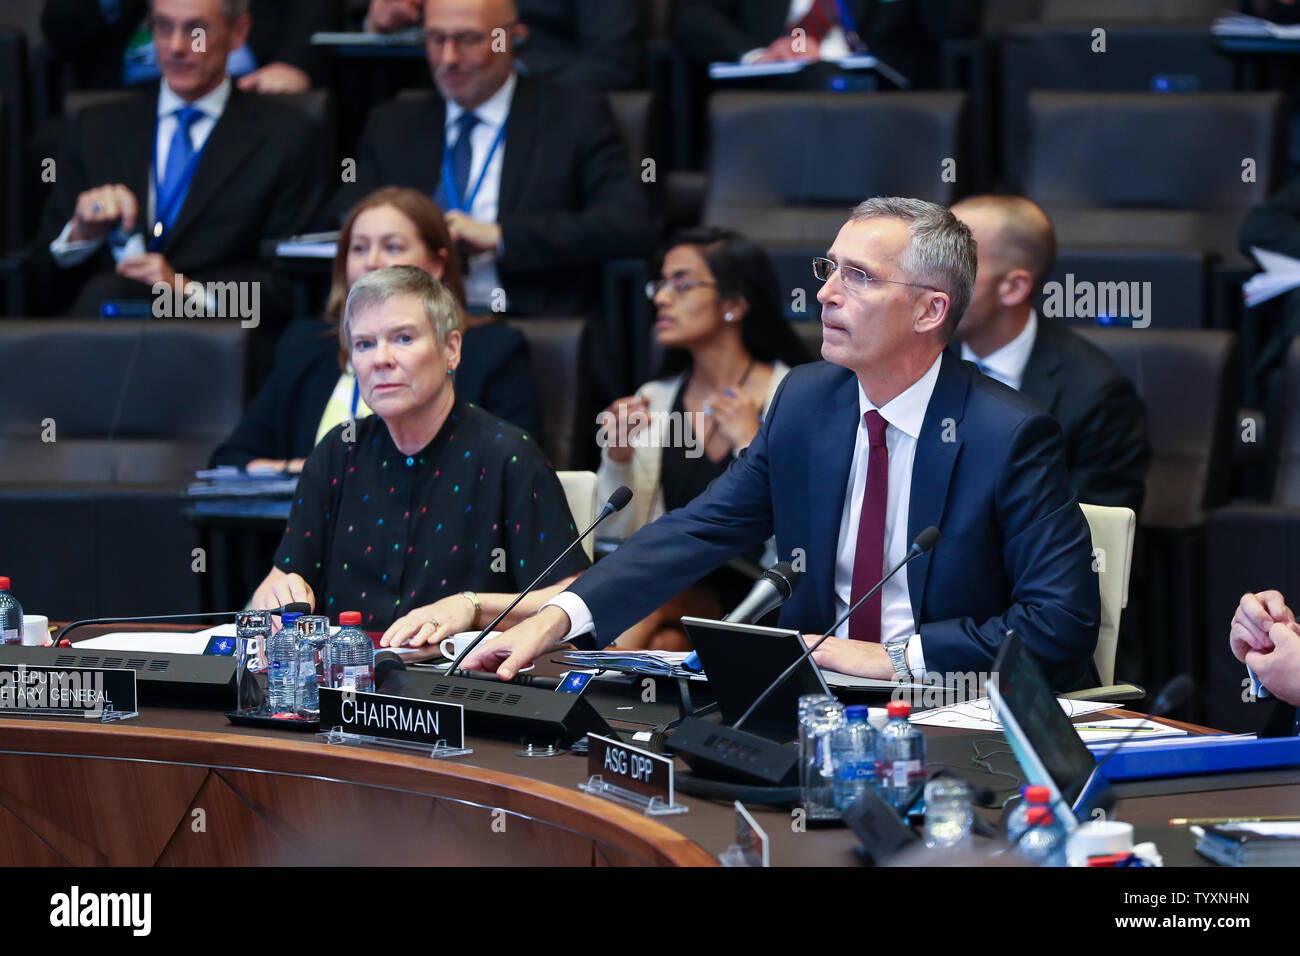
[[740, 47, 767, 64], [50, 220, 103, 267], [541, 591, 597, 645], [905, 633, 925, 679], [1246, 664, 1271, 700]]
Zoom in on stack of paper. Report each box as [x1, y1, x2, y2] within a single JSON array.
[[1195, 821, 1300, 866], [1212, 15, 1300, 40], [1244, 247, 1300, 306]]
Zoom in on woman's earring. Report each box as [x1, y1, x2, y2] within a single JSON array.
[[447, 367, 454, 376], [724, 312, 735, 323]]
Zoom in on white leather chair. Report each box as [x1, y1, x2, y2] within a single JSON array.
[[558, 471, 598, 561], [1066, 503, 1143, 701]]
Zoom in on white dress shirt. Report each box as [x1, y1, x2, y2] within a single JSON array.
[[960, 309, 1039, 392], [50, 77, 231, 267], [444, 72, 515, 309], [546, 354, 945, 678]]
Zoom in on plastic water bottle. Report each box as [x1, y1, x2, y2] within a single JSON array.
[[876, 700, 926, 811], [267, 610, 302, 712], [0, 577, 21, 646], [331, 611, 374, 693], [295, 615, 331, 716], [1014, 805, 1069, 866], [832, 705, 877, 811], [1005, 785, 1051, 848]]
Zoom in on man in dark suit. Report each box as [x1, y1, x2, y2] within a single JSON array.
[[29, 0, 328, 350], [334, 0, 654, 320], [363, 0, 643, 90], [462, 198, 1100, 690], [672, 0, 981, 89], [950, 195, 1151, 518], [1231, 589, 1300, 734]]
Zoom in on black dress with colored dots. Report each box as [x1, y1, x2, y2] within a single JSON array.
[[272, 399, 589, 631]]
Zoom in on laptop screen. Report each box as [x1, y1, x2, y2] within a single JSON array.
[[992, 633, 1097, 809]]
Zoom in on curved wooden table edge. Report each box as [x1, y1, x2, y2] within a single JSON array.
[[0, 718, 718, 867]]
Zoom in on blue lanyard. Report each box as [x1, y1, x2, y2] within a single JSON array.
[[441, 119, 506, 213], [350, 377, 361, 418], [151, 111, 208, 241]]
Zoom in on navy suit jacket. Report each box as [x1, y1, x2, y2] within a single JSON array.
[[570, 351, 1101, 690]]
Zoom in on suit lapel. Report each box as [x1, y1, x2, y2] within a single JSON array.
[[1018, 319, 1064, 415], [907, 350, 968, 625], [161, 88, 263, 253], [118, 91, 157, 220], [497, 77, 539, 216], [808, 371, 861, 626]]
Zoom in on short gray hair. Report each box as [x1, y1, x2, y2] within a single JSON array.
[[849, 197, 976, 339], [342, 266, 464, 353]]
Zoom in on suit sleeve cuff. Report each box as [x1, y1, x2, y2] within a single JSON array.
[[50, 221, 103, 267], [905, 633, 925, 679], [541, 591, 597, 645]]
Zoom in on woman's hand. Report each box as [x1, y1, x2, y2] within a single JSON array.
[[599, 395, 650, 464], [706, 387, 763, 451], [381, 593, 477, 649], [245, 458, 305, 474], [249, 568, 316, 632]]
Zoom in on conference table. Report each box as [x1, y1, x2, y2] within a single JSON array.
[[0, 635, 1294, 867]]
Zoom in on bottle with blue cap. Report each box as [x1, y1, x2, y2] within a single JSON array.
[[267, 611, 302, 713], [831, 704, 878, 811]]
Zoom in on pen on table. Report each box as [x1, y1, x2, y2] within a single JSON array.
[[1171, 815, 1300, 826], [1073, 724, 1165, 733]]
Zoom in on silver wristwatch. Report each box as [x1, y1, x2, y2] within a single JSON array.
[[884, 637, 911, 682]]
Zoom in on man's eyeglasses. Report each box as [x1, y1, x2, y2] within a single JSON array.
[[645, 277, 717, 299], [425, 22, 515, 51], [811, 256, 939, 294]]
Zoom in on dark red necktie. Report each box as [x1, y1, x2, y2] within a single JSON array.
[[850, 410, 888, 642], [793, 0, 837, 43]]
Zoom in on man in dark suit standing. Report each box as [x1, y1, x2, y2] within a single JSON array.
[[462, 198, 1100, 690], [950, 195, 1151, 518], [334, 0, 654, 319], [29, 0, 328, 350]]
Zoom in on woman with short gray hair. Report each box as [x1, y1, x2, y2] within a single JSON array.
[[250, 265, 588, 637]]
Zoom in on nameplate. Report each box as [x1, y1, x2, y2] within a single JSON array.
[[319, 686, 464, 748], [587, 733, 674, 803], [734, 801, 770, 867], [0, 664, 136, 719], [840, 785, 918, 865]]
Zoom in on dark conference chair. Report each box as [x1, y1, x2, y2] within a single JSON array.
[[507, 318, 591, 473], [1025, 91, 1286, 266], [1039, 246, 1209, 330], [0, 319, 247, 621], [702, 91, 967, 242], [1077, 327, 1239, 716]]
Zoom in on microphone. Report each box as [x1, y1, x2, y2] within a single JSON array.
[[53, 602, 315, 644], [679, 561, 803, 674], [733, 526, 940, 731], [723, 561, 801, 624], [444, 485, 632, 677]]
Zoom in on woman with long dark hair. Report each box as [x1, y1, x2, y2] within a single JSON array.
[[595, 227, 810, 649]]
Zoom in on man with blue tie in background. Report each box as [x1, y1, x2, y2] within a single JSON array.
[[463, 197, 1101, 690], [29, 0, 326, 364]]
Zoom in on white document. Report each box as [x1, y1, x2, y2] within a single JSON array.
[[908, 696, 1114, 730], [1068, 717, 1188, 743], [1244, 246, 1300, 306]]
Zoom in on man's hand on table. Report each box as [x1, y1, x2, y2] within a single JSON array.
[[459, 605, 571, 680], [803, 634, 897, 681]]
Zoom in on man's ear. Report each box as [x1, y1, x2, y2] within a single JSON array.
[[229, 12, 253, 50], [914, 291, 949, 336], [998, 268, 1036, 309]]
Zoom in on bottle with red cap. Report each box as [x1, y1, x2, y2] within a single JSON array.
[[330, 611, 374, 693], [0, 577, 22, 646], [876, 699, 926, 811], [1005, 784, 1052, 848], [1011, 787, 1069, 866]]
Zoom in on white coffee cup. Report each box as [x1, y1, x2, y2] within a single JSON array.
[[22, 614, 49, 646], [440, 631, 502, 660], [1065, 820, 1134, 866]]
